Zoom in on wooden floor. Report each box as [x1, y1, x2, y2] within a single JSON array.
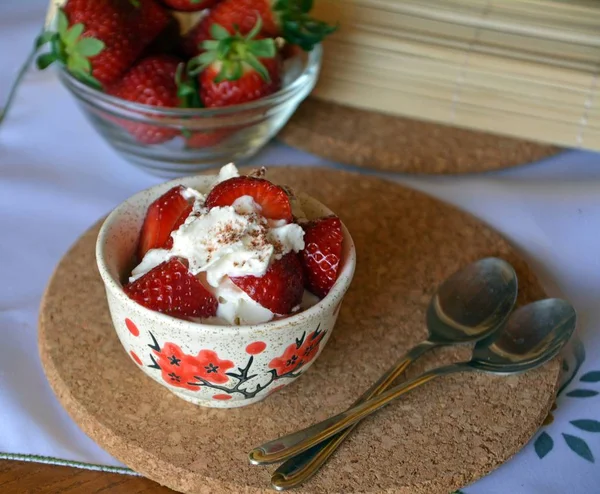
[[0, 461, 175, 493]]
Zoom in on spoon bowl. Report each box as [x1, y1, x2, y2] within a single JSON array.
[[469, 298, 576, 374], [426, 257, 518, 344]]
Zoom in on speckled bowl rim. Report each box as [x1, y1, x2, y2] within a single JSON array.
[[96, 172, 356, 335]]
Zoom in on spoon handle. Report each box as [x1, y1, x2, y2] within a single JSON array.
[[249, 362, 468, 465], [270, 340, 437, 490]]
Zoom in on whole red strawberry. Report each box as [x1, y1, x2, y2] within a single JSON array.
[[36, 1, 170, 87], [187, 21, 281, 107], [185, 129, 230, 149], [201, 56, 281, 107], [231, 253, 304, 315], [183, 0, 335, 56], [107, 55, 186, 144], [125, 258, 218, 318], [160, 0, 221, 11], [301, 216, 343, 298]]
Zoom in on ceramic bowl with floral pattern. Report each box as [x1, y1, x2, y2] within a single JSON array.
[[96, 173, 356, 408]]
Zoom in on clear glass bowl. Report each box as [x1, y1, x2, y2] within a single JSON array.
[[59, 46, 322, 177]]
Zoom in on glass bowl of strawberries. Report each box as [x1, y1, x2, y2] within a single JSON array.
[[38, 0, 332, 177]]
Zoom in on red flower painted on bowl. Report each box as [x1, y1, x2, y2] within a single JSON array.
[[154, 343, 234, 391], [268, 342, 303, 377], [298, 329, 325, 364], [268, 329, 325, 377], [192, 349, 235, 385], [154, 342, 202, 391]]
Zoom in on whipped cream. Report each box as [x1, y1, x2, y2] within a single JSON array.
[[131, 164, 307, 325]]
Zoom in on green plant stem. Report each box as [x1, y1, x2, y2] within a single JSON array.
[[0, 35, 40, 126]]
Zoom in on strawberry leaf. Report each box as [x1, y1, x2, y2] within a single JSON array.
[[300, 0, 313, 12], [64, 23, 84, 47], [175, 63, 202, 108], [217, 38, 233, 59], [202, 40, 220, 50], [67, 52, 91, 74], [36, 52, 58, 70], [247, 39, 276, 58], [275, 0, 313, 14], [215, 61, 242, 83], [57, 10, 69, 36], [245, 17, 263, 41], [76, 37, 105, 57], [279, 6, 337, 51], [210, 24, 231, 41], [35, 31, 57, 49], [244, 53, 270, 82], [187, 51, 218, 76]]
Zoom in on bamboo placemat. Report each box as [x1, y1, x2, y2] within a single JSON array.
[[291, 0, 600, 154]]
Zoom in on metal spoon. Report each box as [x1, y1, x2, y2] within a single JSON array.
[[251, 257, 518, 483], [250, 298, 576, 466], [269, 257, 518, 489]]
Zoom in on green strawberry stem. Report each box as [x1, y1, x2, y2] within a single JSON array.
[[175, 63, 203, 109], [273, 0, 337, 51], [175, 63, 204, 139], [187, 18, 276, 83], [0, 31, 41, 126], [35, 9, 105, 90]]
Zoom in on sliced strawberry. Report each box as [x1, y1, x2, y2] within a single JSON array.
[[138, 185, 190, 259], [124, 258, 218, 318], [163, 204, 193, 249], [231, 253, 304, 315], [301, 216, 343, 298], [205, 176, 292, 222]]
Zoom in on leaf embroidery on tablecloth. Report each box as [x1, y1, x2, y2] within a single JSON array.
[[562, 434, 594, 462], [534, 431, 554, 459], [533, 339, 600, 462]]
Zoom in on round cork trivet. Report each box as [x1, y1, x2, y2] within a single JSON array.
[[39, 167, 559, 494], [278, 98, 561, 174]]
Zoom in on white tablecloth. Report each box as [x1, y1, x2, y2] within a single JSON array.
[[2, 1, 600, 492]]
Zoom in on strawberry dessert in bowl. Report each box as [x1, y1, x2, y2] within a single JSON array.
[[37, 0, 332, 177], [96, 164, 356, 408]]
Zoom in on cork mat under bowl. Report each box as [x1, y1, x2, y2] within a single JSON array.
[[278, 98, 561, 174], [39, 167, 559, 494]]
